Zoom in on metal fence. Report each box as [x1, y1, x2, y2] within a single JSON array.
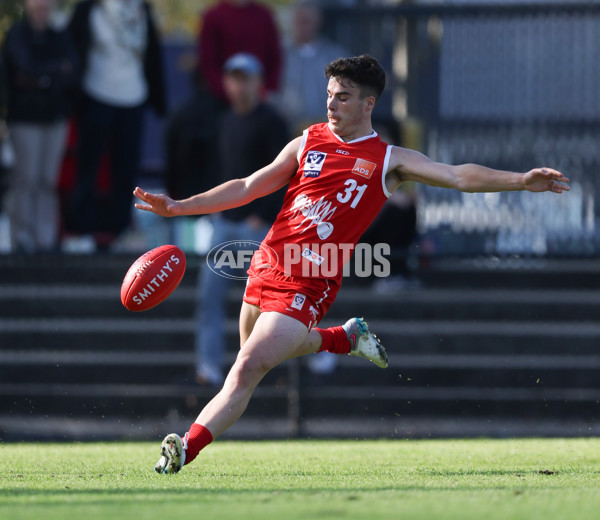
[[323, 2, 600, 257]]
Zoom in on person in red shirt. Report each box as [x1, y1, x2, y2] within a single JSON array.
[[198, 0, 282, 103], [134, 55, 569, 474]]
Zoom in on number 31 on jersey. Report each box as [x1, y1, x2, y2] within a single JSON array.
[[336, 178, 367, 209]]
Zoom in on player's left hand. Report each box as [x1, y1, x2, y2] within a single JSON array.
[[133, 187, 181, 217], [523, 168, 570, 193]]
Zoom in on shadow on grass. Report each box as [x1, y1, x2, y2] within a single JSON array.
[[0, 477, 558, 500]]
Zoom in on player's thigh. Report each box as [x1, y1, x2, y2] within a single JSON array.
[[238, 311, 309, 372], [239, 301, 261, 346]]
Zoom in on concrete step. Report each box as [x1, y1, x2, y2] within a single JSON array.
[[0, 254, 598, 290], [0, 317, 597, 353], [2, 285, 599, 321], [413, 258, 600, 290], [300, 386, 600, 420], [0, 382, 291, 418], [3, 414, 598, 442], [1, 252, 599, 439], [1, 380, 597, 420], [3, 351, 599, 387]]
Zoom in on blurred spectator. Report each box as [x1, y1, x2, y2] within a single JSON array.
[[64, 0, 165, 252], [164, 70, 223, 201], [179, 0, 282, 215], [0, 53, 14, 219], [0, 54, 14, 181], [0, 56, 6, 121], [279, 0, 348, 135], [362, 122, 419, 292], [197, 0, 282, 104], [194, 53, 289, 386], [1, 0, 79, 252]]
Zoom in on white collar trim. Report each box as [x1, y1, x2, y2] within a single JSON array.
[[328, 125, 378, 144]]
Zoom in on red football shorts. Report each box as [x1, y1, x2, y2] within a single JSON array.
[[243, 268, 340, 330]]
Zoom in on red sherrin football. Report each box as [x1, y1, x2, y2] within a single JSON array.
[[121, 245, 186, 311]]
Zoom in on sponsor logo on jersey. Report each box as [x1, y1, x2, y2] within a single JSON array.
[[301, 247, 324, 266], [290, 194, 337, 236], [304, 151, 327, 177], [351, 158, 377, 179], [336, 148, 350, 155], [289, 194, 337, 237], [291, 293, 306, 310]]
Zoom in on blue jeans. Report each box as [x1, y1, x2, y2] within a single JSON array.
[[194, 215, 270, 383]]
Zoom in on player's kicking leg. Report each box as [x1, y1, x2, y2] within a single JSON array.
[[155, 309, 310, 474], [154, 312, 387, 474]]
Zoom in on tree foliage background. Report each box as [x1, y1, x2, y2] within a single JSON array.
[[0, 0, 23, 40]]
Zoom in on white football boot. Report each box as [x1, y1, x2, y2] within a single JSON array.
[[154, 432, 187, 474], [344, 317, 388, 368]]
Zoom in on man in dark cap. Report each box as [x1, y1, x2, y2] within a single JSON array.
[[193, 52, 289, 387]]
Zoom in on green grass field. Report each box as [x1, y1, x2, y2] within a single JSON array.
[[2, 438, 600, 520]]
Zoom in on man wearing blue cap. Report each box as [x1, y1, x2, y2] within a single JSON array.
[[193, 52, 290, 387]]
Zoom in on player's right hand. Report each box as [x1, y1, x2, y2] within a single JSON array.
[[133, 187, 181, 217]]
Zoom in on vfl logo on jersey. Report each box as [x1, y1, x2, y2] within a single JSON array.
[[291, 293, 306, 310], [304, 151, 327, 177], [352, 158, 377, 179]]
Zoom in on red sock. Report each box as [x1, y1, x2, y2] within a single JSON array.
[[316, 325, 350, 354], [183, 423, 213, 466]]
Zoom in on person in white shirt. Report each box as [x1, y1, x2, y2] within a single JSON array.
[[2, 0, 79, 252], [65, 0, 165, 251]]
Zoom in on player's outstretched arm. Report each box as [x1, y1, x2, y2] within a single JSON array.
[[134, 137, 302, 217], [386, 146, 570, 194]]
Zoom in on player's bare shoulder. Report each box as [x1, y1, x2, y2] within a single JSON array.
[[385, 145, 445, 192], [287, 135, 305, 160], [273, 135, 304, 172], [244, 136, 304, 196], [384, 145, 424, 192]]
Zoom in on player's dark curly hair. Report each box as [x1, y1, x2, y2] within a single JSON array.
[[324, 54, 386, 102]]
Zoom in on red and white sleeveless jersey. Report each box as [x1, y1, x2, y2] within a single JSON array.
[[252, 122, 393, 283]]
